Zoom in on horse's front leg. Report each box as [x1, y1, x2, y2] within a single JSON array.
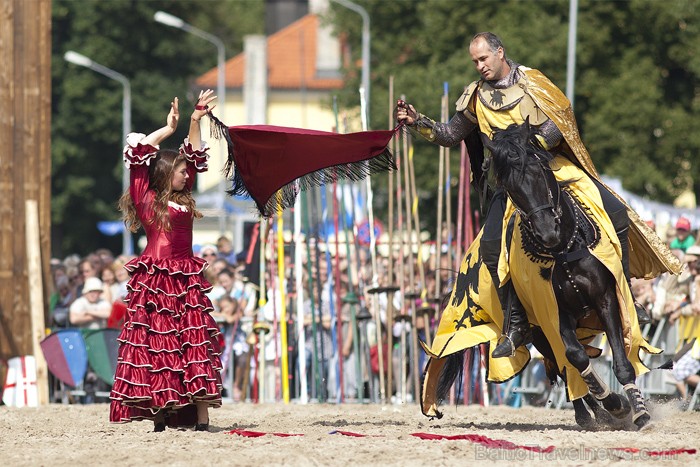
[[595, 291, 651, 430], [571, 395, 622, 430], [571, 398, 597, 430], [556, 307, 632, 422], [532, 328, 602, 430]]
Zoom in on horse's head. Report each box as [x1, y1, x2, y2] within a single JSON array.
[[486, 120, 562, 249]]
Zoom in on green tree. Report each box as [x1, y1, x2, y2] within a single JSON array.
[[52, 0, 264, 257], [327, 0, 699, 237], [52, 0, 700, 255]]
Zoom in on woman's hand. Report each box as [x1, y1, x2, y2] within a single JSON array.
[[188, 89, 216, 149], [141, 97, 180, 146], [395, 99, 418, 125], [167, 97, 180, 133], [191, 89, 217, 122]]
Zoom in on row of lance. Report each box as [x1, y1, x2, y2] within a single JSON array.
[[237, 78, 481, 405]]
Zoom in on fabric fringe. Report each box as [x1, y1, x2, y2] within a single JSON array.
[[206, 111, 236, 177], [228, 147, 397, 218]]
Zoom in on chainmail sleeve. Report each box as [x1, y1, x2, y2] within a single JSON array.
[[410, 111, 477, 148], [535, 118, 563, 150]]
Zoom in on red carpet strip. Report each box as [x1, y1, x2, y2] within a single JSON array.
[[411, 432, 555, 453], [226, 428, 697, 456], [329, 430, 384, 437], [227, 429, 303, 438]]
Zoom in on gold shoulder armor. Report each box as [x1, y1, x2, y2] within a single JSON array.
[[455, 81, 479, 113], [519, 93, 548, 126]]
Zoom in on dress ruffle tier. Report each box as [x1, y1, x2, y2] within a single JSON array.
[[110, 256, 223, 426], [122, 134, 209, 172]]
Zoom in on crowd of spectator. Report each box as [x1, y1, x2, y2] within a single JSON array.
[[48, 215, 700, 406], [632, 216, 700, 403]]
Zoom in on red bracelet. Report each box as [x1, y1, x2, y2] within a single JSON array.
[[195, 104, 208, 111]]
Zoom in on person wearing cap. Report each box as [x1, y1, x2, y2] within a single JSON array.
[[651, 249, 692, 323], [668, 245, 700, 324], [199, 243, 219, 264], [198, 244, 220, 285], [670, 217, 695, 253], [68, 277, 111, 329], [669, 244, 700, 400]]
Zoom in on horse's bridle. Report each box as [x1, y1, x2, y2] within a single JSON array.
[[512, 154, 562, 231], [514, 154, 593, 260]]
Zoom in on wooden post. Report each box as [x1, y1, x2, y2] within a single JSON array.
[[0, 0, 52, 383], [400, 123, 422, 402], [26, 200, 49, 405], [385, 77, 395, 401]]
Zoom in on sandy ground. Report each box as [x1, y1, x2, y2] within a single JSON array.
[[1, 401, 697, 466]]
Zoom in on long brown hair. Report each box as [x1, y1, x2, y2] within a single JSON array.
[[119, 149, 202, 232]]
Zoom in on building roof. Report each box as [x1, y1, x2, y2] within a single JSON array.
[[196, 14, 343, 91]]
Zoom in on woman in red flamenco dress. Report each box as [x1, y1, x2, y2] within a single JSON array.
[[110, 90, 222, 432]]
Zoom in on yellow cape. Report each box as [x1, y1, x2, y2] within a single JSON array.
[[522, 68, 681, 279]]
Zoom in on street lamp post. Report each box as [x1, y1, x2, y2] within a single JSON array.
[[566, 0, 579, 109], [154, 11, 227, 234], [64, 51, 133, 256], [331, 0, 370, 130]]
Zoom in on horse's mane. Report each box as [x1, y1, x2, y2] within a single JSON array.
[[489, 123, 555, 185]]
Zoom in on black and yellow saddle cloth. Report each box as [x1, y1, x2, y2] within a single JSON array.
[[421, 155, 661, 417]]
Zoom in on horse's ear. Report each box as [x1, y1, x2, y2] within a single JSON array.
[[521, 116, 531, 140]]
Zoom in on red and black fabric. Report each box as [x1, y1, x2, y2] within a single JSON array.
[[207, 113, 400, 217], [109, 135, 223, 427]]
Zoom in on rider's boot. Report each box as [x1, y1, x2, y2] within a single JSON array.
[[481, 238, 530, 358], [613, 216, 651, 326], [491, 281, 531, 358]]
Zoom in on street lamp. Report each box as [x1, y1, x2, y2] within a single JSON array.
[[154, 11, 227, 234], [64, 51, 133, 256], [331, 1, 379, 294], [331, 0, 370, 130]]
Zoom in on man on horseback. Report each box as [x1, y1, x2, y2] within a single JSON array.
[[397, 31, 676, 358]]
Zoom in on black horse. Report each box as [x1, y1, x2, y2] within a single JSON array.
[[483, 121, 650, 430]]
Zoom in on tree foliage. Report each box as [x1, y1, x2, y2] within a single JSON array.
[[52, 0, 699, 254], [328, 0, 699, 232], [52, 0, 263, 256]]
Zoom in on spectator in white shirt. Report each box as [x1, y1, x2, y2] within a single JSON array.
[[69, 277, 111, 329]]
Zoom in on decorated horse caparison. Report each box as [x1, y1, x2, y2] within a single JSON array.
[[421, 122, 661, 431]]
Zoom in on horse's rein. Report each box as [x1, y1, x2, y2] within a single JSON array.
[[514, 154, 561, 226]]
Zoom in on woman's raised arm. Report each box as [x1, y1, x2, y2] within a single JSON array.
[[188, 89, 217, 150]]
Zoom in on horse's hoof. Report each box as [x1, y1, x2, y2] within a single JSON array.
[[575, 411, 597, 431], [633, 411, 651, 430], [576, 417, 599, 431], [605, 393, 631, 419], [639, 421, 654, 432], [593, 409, 616, 427]]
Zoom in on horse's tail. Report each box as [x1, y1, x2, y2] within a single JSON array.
[[435, 349, 466, 405]]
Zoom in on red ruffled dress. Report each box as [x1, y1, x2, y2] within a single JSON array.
[[110, 134, 223, 426]]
